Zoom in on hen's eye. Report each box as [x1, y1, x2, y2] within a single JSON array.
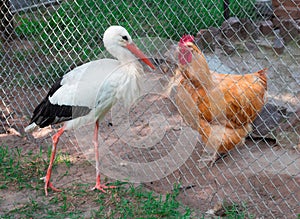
[[122, 36, 128, 41]]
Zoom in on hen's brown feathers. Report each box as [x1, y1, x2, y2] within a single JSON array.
[[175, 42, 267, 160]]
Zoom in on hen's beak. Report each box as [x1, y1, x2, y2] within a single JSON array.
[[184, 42, 202, 54], [126, 43, 156, 70]]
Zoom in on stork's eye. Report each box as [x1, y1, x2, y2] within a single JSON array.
[[122, 36, 128, 41]]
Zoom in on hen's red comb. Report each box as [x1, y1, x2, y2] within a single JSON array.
[[179, 35, 195, 44]]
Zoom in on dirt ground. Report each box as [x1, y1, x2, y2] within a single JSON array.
[[1, 38, 300, 218]]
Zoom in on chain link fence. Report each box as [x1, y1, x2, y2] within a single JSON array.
[[1, 0, 299, 217]]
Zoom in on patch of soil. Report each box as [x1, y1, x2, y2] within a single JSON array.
[[144, 138, 300, 218]]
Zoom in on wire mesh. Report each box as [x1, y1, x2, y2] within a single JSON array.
[[1, 0, 299, 217]]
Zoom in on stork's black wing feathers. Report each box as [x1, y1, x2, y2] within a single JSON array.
[[30, 78, 91, 128]]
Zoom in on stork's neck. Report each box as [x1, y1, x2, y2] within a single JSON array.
[[120, 59, 143, 77], [107, 45, 143, 75], [116, 60, 142, 109]]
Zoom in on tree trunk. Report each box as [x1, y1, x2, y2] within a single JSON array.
[[223, 0, 230, 20], [0, 0, 14, 42]]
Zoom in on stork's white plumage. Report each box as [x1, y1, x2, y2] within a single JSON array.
[[25, 26, 155, 195]]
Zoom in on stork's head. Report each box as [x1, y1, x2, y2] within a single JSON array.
[[103, 26, 155, 69], [178, 35, 200, 65]]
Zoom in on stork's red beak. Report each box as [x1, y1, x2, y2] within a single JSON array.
[[126, 43, 155, 70]]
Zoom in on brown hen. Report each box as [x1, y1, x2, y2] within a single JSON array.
[[175, 35, 267, 166]]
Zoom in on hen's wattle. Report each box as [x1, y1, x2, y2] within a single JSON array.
[[178, 35, 195, 65]]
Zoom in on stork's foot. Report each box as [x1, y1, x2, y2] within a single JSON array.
[[91, 174, 116, 193], [40, 176, 61, 196], [91, 183, 116, 193]]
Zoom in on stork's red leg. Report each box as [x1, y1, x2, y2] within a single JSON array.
[[42, 127, 64, 196], [92, 121, 116, 192]]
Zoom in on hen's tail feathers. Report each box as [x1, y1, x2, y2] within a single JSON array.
[[257, 68, 268, 89], [24, 123, 38, 133]]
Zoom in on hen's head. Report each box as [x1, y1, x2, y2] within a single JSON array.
[[178, 35, 195, 65]]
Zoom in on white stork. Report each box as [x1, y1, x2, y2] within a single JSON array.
[[25, 25, 155, 196]]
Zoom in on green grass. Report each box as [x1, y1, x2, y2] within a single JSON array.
[[0, 145, 46, 190], [0, 145, 192, 218], [0, 145, 257, 218], [14, 0, 256, 80], [92, 183, 192, 218], [0, 145, 254, 219], [223, 201, 255, 219]]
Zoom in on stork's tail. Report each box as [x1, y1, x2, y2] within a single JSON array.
[[24, 122, 38, 133]]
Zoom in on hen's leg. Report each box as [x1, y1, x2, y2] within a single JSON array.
[[91, 121, 116, 192], [41, 127, 65, 196], [198, 149, 219, 168]]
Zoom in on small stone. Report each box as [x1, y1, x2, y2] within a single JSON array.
[[279, 19, 300, 43], [221, 17, 242, 41], [274, 6, 300, 20], [273, 36, 285, 55], [259, 20, 274, 36], [256, 0, 273, 18], [251, 103, 287, 139], [205, 209, 215, 215], [275, 108, 299, 148], [208, 26, 220, 36], [7, 127, 21, 137], [221, 17, 258, 41], [217, 38, 235, 55], [172, 125, 182, 131], [272, 17, 281, 28], [272, 0, 300, 7], [197, 29, 213, 44], [277, 108, 300, 133], [240, 18, 258, 40], [196, 29, 215, 52], [245, 42, 258, 51], [222, 17, 242, 30]]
